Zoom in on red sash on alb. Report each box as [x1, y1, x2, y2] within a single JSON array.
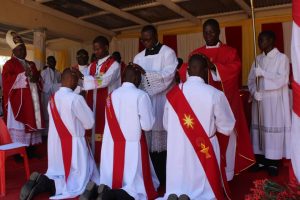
[[105, 94, 158, 200], [292, 80, 300, 117], [166, 85, 231, 200], [49, 95, 72, 181], [86, 57, 115, 163]]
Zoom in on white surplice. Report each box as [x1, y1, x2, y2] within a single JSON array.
[[159, 77, 235, 200], [41, 67, 61, 122], [133, 45, 178, 152], [100, 82, 159, 200], [291, 21, 300, 181], [83, 55, 121, 92], [248, 48, 291, 160], [46, 87, 100, 199]]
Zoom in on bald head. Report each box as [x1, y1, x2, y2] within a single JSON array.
[[124, 64, 142, 87], [61, 68, 79, 90], [188, 54, 208, 82]]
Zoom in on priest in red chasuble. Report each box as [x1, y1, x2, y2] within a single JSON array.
[[183, 19, 255, 180], [2, 30, 44, 146], [83, 36, 121, 163]]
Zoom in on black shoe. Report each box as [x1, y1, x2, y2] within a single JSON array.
[[79, 181, 98, 200], [268, 165, 279, 176], [249, 163, 266, 172], [20, 172, 41, 200], [167, 194, 178, 200], [96, 184, 111, 200], [178, 194, 190, 200], [21, 173, 55, 200]]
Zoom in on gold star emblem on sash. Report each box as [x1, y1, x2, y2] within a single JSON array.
[[183, 114, 194, 129], [200, 143, 211, 159]]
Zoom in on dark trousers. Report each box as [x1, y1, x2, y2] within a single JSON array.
[[150, 150, 167, 187], [102, 189, 134, 200]]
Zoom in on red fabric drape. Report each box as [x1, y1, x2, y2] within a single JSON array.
[[225, 26, 243, 86], [262, 23, 284, 53], [163, 35, 177, 55], [293, 0, 300, 26]]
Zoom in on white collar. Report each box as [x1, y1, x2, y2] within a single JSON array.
[[122, 82, 136, 88], [59, 87, 73, 93], [14, 55, 25, 62], [97, 55, 110, 65], [263, 48, 279, 58], [206, 42, 221, 49], [187, 76, 205, 83]]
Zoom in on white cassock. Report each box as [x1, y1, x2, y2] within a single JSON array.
[[100, 82, 160, 200], [83, 55, 121, 92], [41, 67, 61, 122], [248, 48, 291, 160], [159, 76, 235, 200], [291, 20, 300, 181], [46, 87, 100, 199], [133, 45, 178, 152]]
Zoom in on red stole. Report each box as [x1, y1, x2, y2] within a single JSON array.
[[292, 80, 300, 117], [2, 57, 44, 132], [49, 95, 72, 181], [86, 57, 115, 163], [189, 44, 255, 174], [167, 85, 231, 200], [105, 94, 158, 200]]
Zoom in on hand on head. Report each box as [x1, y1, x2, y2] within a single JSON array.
[[61, 68, 79, 91], [129, 62, 146, 75], [70, 67, 84, 80], [188, 54, 209, 83], [198, 54, 216, 71], [124, 63, 143, 87]]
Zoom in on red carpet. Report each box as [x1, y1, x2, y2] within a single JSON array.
[[0, 142, 290, 200]]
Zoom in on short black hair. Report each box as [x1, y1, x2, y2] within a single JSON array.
[[47, 56, 55, 61], [188, 54, 208, 68], [259, 30, 276, 41], [77, 49, 88, 57], [93, 36, 109, 47], [203, 19, 220, 31], [141, 25, 157, 36], [112, 51, 121, 59]]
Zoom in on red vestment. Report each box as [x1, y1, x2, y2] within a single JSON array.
[[2, 57, 44, 133], [186, 44, 255, 174], [85, 57, 115, 163]]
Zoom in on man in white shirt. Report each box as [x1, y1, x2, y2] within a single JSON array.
[[41, 56, 61, 127], [20, 68, 99, 200], [248, 30, 291, 176], [76, 49, 89, 76], [160, 54, 235, 200], [81, 65, 159, 200], [133, 25, 178, 186]]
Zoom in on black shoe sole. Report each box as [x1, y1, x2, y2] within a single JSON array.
[[96, 184, 110, 200], [79, 181, 97, 200], [167, 194, 178, 200], [19, 172, 41, 200]]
